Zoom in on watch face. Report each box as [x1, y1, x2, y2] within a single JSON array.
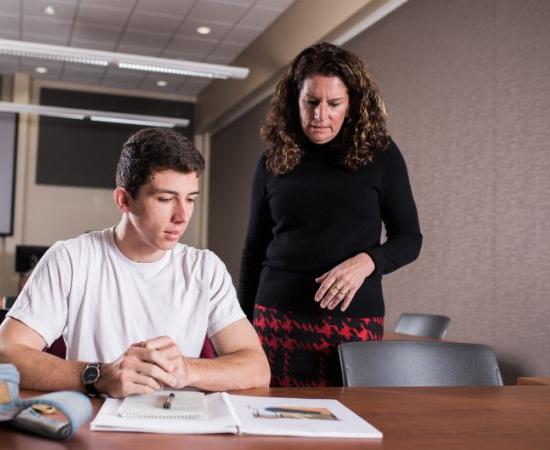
[[83, 365, 100, 384]]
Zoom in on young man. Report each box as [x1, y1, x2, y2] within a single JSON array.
[[0, 128, 270, 398]]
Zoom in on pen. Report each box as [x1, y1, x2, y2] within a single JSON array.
[[163, 393, 175, 409]]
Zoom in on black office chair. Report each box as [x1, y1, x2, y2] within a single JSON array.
[[394, 313, 450, 339], [338, 340, 503, 387]]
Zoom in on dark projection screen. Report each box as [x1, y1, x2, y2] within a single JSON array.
[[0, 111, 17, 236], [36, 89, 194, 189]]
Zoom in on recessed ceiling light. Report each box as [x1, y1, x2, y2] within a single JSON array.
[[35, 66, 48, 74], [156, 80, 168, 87], [196, 26, 211, 35], [43, 5, 56, 16]]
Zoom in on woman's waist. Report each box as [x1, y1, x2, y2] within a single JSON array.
[[255, 267, 384, 317]]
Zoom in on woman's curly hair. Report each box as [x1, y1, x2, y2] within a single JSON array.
[[261, 42, 390, 175]]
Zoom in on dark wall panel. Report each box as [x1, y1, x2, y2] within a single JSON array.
[[36, 89, 194, 189]]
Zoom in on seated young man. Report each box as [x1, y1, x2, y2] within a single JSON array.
[[0, 128, 270, 398]]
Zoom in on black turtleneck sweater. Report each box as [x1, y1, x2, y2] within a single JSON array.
[[238, 139, 422, 319]]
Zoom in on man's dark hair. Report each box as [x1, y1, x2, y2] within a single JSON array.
[[116, 128, 205, 198]]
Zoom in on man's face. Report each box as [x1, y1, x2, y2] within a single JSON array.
[[125, 169, 199, 254]]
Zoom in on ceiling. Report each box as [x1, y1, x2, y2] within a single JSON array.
[[0, 0, 295, 97]]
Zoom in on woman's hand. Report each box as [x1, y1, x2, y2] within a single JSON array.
[[314, 253, 375, 312]]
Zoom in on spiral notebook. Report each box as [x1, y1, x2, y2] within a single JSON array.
[[117, 391, 206, 419]]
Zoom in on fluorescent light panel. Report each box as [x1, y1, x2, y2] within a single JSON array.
[[0, 102, 189, 128], [0, 38, 248, 80]]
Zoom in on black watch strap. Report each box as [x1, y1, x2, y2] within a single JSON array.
[[82, 362, 101, 397]]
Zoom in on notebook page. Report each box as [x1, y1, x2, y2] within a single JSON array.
[[118, 391, 206, 419]]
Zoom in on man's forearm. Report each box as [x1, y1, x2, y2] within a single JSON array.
[[186, 348, 270, 391], [0, 343, 86, 392]]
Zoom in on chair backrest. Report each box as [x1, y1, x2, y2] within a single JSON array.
[[394, 313, 450, 339], [339, 340, 503, 387]]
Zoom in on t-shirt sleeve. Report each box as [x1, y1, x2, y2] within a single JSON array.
[[7, 242, 71, 347], [205, 251, 246, 337]]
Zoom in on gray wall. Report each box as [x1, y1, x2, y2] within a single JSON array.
[[209, 99, 269, 280], [209, 0, 550, 382]]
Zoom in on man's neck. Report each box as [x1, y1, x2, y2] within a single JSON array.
[[113, 219, 166, 263]]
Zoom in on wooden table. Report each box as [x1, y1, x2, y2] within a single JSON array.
[[1, 386, 549, 450]]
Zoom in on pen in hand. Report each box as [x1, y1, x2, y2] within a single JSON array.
[[163, 393, 175, 409]]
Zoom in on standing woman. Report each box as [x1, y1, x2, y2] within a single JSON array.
[[239, 42, 422, 387]]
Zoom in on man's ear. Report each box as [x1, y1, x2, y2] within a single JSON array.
[[113, 187, 131, 212]]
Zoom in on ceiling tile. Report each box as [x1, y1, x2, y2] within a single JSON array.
[[77, 3, 132, 28], [0, 14, 19, 35], [5, 0, 295, 95], [22, 17, 72, 40], [0, 30, 19, 40], [139, 77, 180, 93], [188, 0, 250, 25], [33, 70, 61, 81], [142, 72, 187, 84], [212, 0, 255, 6], [70, 39, 117, 51], [126, 11, 182, 35], [71, 22, 122, 43], [208, 41, 247, 61], [117, 30, 172, 49], [256, 0, 295, 10], [81, 0, 137, 8], [102, 69, 144, 88], [162, 50, 205, 61], [203, 54, 233, 65], [23, 0, 77, 21], [181, 77, 212, 89], [238, 5, 284, 29], [62, 64, 104, 84], [165, 36, 218, 58], [22, 32, 71, 46], [116, 44, 160, 56], [0, 0, 19, 15], [176, 19, 231, 41], [21, 59, 63, 80], [224, 25, 262, 44], [21, 59, 64, 71], [136, 0, 195, 16], [178, 77, 212, 95], [0, 55, 20, 73]]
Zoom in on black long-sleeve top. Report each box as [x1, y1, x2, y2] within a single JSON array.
[[238, 138, 422, 320]]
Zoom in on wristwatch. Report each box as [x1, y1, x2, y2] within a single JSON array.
[[81, 362, 101, 396]]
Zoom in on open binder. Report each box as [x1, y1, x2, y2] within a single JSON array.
[[91, 392, 382, 439]]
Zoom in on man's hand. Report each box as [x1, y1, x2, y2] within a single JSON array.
[[314, 252, 376, 312], [96, 338, 180, 398], [137, 336, 190, 389]]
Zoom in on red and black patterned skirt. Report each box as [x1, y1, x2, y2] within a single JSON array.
[[253, 304, 384, 387]]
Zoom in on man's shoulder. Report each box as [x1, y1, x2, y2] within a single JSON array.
[[52, 228, 111, 254]]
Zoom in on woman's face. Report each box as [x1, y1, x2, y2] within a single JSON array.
[[298, 74, 350, 145]]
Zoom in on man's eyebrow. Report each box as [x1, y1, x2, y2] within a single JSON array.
[[151, 188, 201, 196], [151, 188, 179, 195]]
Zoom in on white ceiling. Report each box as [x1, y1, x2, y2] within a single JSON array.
[[0, 0, 295, 97]]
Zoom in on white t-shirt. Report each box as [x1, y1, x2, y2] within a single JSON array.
[[8, 227, 245, 363]]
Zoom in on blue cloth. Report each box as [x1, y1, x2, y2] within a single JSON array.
[[0, 363, 92, 440]]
